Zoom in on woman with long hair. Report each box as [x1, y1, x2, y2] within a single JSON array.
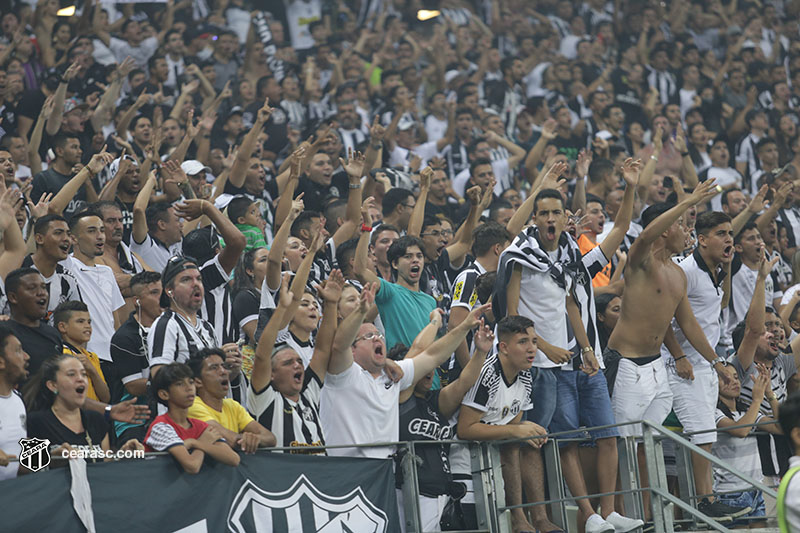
[[232, 246, 268, 347], [595, 293, 622, 352], [24, 354, 143, 462], [687, 122, 712, 174]]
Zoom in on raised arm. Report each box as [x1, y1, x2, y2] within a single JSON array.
[[229, 98, 273, 189], [307, 270, 344, 381], [46, 63, 81, 136], [438, 318, 493, 417], [330, 150, 366, 247], [0, 189, 28, 278], [328, 282, 377, 375], [598, 158, 640, 259], [173, 199, 246, 274], [637, 125, 663, 200], [507, 161, 568, 236], [410, 303, 490, 387], [736, 254, 774, 371], [353, 208, 381, 287], [435, 101, 457, 152], [407, 166, 432, 237], [447, 183, 492, 267], [628, 179, 717, 268], [132, 171, 158, 245], [251, 275, 294, 392], [266, 195, 303, 292], [486, 130, 526, 170], [49, 149, 113, 215], [277, 231, 322, 330]]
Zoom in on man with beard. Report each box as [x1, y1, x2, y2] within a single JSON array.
[[96, 154, 139, 242], [95, 201, 145, 300], [0, 325, 29, 480], [62, 210, 126, 372], [662, 211, 748, 518], [23, 215, 82, 316], [31, 134, 93, 220], [721, 189, 749, 219], [699, 138, 746, 211], [148, 257, 218, 380], [187, 347, 275, 452]]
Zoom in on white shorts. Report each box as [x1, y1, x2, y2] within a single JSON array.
[[612, 357, 673, 438], [667, 365, 719, 445], [397, 489, 447, 533]]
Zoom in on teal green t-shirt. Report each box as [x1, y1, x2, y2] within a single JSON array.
[[375, 278, 437, 353]]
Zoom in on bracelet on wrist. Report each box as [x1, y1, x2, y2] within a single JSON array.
[[581, 346, 594, 354], [361, 223, 372, 232], [674, 355, 687, 362], [349, 182, 361, 189], [680, 152, 689, 157], [650, 155, 659, 162]]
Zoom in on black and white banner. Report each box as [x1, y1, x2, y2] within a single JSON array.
[[0, 452, 401, 532]]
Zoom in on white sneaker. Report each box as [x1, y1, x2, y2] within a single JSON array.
[[585, 513, 615, 533], [605, 511, 644, 532]]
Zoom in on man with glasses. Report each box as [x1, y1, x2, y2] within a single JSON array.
[[320, 282, 490, 459]]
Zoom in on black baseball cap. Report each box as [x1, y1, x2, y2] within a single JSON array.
[[160, 256, 199, 307]]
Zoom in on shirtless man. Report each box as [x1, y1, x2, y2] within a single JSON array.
[[605, 178, 730, 515]]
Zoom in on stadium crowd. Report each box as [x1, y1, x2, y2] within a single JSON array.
[[6, 0, 800, 530]]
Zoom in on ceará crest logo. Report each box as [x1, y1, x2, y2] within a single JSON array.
[[18, 437, 51, 472], [227, 474, 388, 532]]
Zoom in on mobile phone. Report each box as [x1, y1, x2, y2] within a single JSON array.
[[663, 176, 674, 189]]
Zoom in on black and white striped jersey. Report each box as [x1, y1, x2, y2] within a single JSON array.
[[461, 354, 533, 425], [247, 368, 324, 452], [198, 255, 236, 344]]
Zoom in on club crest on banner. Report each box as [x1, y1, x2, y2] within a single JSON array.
[[18, 437, 51, 472], [227, 474, 389, 532]]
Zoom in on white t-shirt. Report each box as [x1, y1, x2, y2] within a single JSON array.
[[61, 255, 125, 362], [701, 166, 744, 211], [0, 391, 25, 481], [425, 115, 448, 144], [130, 234, 182, 273], [518, 254, 571, 369], [388, 141, 442, 170], [283, 0, 321, 50], [108, 36, 159, 68], [319, 358, 415, 459], [452, 159, 511, 197]]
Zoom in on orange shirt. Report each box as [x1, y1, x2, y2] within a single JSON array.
[[577, 234, 611, 287]]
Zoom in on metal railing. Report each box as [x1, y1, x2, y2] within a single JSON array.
[[12, 418, 782, 533]]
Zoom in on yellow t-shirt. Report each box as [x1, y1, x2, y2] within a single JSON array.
[[188, 396, 254, 434], [62, 345, 106, 402]]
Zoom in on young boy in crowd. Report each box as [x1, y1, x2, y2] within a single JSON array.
[[54, 301, 110, 404], [226, 196, 268, 251], [144, 362, 240, 473]]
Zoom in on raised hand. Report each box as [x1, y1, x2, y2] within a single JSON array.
[[575, 149, 592, 178], [473, 318, 495, 354], [339, 148, 366, 180], [747, 184, 769, 214], [316, 269, 345, 303], [359, 282, 378, 313], [257, 97, 274, 123], [688, 178, 718, 206], [541, 160, 569, 190], [162, 159, 188, 187], [541, 118, 557, 140], [419, 165, 433, 189], [277, 272, 295, 309], [465, 185, 482, 205], [181, 79, 200, 95], [652, 124, 664, 152], [463, 302, 492, 329], [87, 145, 114, 175], [369, 115, 386, 142], [758, 251, 780, 280], [774, 181, 794, 208], [174, 199, 209, 221], [621, 158, 643, 187], [63, 61, 82, 82], [479, 179, 496, 209], [289, 193, 305, 221], [27, 191, 53, 220], [41, 95, 56, 119]]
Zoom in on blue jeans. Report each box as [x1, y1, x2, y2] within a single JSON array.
[[525, 367, 559, 428], [716, 489, 765, 526], [549, 369, 620, 446]]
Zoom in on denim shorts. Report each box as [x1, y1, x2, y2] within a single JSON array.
[[716, 489, 765, 526], [525, 366, 559, 429], [549, 369, 620, 446]]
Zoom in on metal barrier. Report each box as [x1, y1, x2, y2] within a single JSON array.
[[12, 418, 781, 533]]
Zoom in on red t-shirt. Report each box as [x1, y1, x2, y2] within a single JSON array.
[[144, 413, 209, 452]]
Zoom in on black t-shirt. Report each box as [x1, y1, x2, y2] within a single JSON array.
[[425, 201, 461, 223], [32, 168, 88, 220], [27, 408, 108, 464], [109, 313, 148, 405], [3, 319, 62, 378], [397, 390, 453, 496], [233, 289, 260, 345], [610, 68, 648, 128], [294, 174, 349, 213], [422, 248, 466, 316], [16, 89, 45, 121]]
